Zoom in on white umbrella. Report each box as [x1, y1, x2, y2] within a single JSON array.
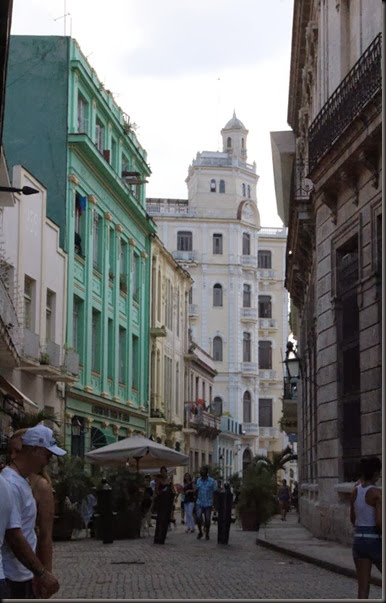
[[85, 435, 189, 471]]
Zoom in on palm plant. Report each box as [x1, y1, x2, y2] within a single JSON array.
[[10, 408, 60, 432], [251, 446, 297, 482]]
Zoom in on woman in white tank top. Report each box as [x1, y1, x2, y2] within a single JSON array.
[[350, 456, 382, 599]]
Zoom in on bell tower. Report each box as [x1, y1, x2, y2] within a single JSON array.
[[221, 111, 248, 162]]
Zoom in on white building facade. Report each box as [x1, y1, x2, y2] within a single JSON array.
[[148, 114, 289, 474]]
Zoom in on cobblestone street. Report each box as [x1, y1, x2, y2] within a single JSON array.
[[51, 525, 382, 600]]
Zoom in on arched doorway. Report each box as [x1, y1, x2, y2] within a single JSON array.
[[242, 447, 252, 473]]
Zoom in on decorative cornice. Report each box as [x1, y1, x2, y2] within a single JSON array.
[[140, 250, 148, 259], [115, 224, 124, 233], [128, 238, 136, 247], [68, 174, 80, 186], [88, 194, 97, 205], [104, 212, 113, 221]]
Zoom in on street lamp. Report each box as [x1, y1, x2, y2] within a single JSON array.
[[0, 185, 39, 195], [284, 341, 301, 380]]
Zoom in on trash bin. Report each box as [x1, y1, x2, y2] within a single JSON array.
[[217, 484, 233, 544], [97, 487, 114, 544]]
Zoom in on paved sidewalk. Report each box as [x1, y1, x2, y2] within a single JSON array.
[[256, 511, 382, 588]]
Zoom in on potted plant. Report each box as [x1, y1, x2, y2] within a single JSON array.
[[39, 351, 50, 365], [50, 455, 94, 540], [236, 462, 276, 531], [119, 273, 127, 293]]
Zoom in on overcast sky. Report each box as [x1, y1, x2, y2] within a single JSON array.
[[10, 0, 294, 227]]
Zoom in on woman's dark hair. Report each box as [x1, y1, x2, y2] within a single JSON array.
[[360, 457, 381, 481], [184, 472, 191, 482]]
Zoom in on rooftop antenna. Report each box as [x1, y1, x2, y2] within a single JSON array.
[[54, 0, 72, 36]]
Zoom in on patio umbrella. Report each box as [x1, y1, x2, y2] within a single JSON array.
[[85, 435, 189, 472]]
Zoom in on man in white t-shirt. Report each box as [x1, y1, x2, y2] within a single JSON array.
[[2, 424, 66, 599], [0, 473, 13, 599]]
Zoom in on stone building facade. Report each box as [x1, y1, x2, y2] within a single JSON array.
[[271, 0, 382, 544], [148, 115, 289, 475]]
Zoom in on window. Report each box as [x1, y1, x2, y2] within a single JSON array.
[[176, 288, 180, 337], [219, 179, 225, 193], [165, 279, 173, 331], [95, 118, 105, 152], [247, 185, 251, 198], [119, 239, 127, 279], [242, 232, 250, 255], [132, 335, 139, 389], [258, 295, 272, 318], [259, 340, 272, 369], [188, 287, 193, 305], [259, 398, 272, 427], [118, 327, 126, 383], [213, 336, 223, 361], [177, 231, 192, 251], [93, 212, 101, 270], [108, 318, 113, 378], [91, 310, 101, 372], [213, 234, 223, 254], [212, 396, 223, 415], [111, 137, 118, 170], [227, 137, 232, 148], [132, 252, 140, 301], [242, 183, 246, 197], [210, 179, 216, 192], [73, 298, 80, 352], [243, 391, 251, 423], [175, 363, 180, 414], [157, 269, 162, 321], [46, 290, 55, 342], [213, 284, 223, 307], [75, 192, 86, 255], [77, 94, 89, 133], [243, 332, 251, 362], [243, 284, 251, 308], [258, 250, 272, 269], [24, 276, 35, 330], [121, 155, 130, 176]]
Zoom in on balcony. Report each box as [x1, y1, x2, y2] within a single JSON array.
[[241, 308, 257, 322], [258, 318, 277, 330], [20, 337, 79, 383], [150, 325, 167, 338], [242, 422, 259, 437], [220, 416, 243, 437], [241, 362, 258, 376], [189, 304, 199, 317], [240, 255, 258, 269], [256, 426, 280, 439], [185, 404, 221, 438], [146, 199, 197, 217], [172, 250, 199, 263], [0, 278, 20, 366], [258, 269, 277, 279], [309, 33, 381, 173], [259, 369, 277, 380]]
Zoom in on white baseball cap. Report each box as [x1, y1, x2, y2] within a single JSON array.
[[21, 425, 66, 456]]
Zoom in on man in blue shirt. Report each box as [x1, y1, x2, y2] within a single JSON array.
[[195, 466, 217, 540]]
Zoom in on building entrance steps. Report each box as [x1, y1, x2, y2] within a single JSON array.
[[256, 511, 382, 587]]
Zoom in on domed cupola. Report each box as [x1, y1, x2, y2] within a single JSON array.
[[221, 110, 248, 161]]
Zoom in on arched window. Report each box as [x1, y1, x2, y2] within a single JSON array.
[[243, 391, 251, 423], [242, 232, 251, 255], [210, 179, 216, 192], [243, 332, 251, 362], [227, 137, 232, 148], [213, 396, 223, 415], [242, 447, 252, 473], [242, 183, 246, 197], [241, 138, 245, 149], [247, 185, 251, 198], [213, 336, 223, 361], [213, 283, 223, 307], [219, 179, 225, 193], [243, 284, 251, 308]]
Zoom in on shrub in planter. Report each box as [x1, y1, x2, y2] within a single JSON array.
[[236, 463, 276, 531]]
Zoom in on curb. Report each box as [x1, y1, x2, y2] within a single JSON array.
[[256, 537, 382, 588]]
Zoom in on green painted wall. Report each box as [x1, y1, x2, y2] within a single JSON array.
[[3, 36, 70, 245]]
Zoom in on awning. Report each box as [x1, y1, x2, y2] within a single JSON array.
[[0, 375, 39, 411], [90, 426, 116, 449]]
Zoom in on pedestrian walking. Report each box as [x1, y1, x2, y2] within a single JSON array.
[[0, 472, 13, 599], [80, 487, 97, 537], [277, 479, 291, 521], [195, 465, 217, 540], [182, 472, 196, 533], [350, 456, 382, 599], [153, 466, 176, 544], [2, 424, 66, 598]]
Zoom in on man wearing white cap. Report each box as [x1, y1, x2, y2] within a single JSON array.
[[2, 424, 66, 599]]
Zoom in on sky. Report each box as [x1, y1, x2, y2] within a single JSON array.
[[10, 0, 294, 227]]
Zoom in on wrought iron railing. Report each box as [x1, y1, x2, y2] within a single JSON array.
[[308, 33, 381, 172], [293, 159, 314, 201]]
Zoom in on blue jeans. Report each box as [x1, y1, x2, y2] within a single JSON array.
[[195, 504, 212, 534], [184, 501, 195, 531]]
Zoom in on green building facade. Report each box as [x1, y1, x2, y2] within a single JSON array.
[[3, 36, 156, 455]]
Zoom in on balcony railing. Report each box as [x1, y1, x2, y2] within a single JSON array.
[[240, 255, 258, 268], [242, 422, 259, 436], [241, 308, 257, 321], [172, 250, 199, 263], [309, 33, 382, 172], [293, 159, 314, 201], [241, 362, 258, 375], [23, 328, 39, 359], [258, 318, 277, 329], [257, 426, 280, 438], [45, 341, 61, 367], [258, 269, 277, 279], [63, 349, 80, 375], [220, 416, 243, 435], [189, 304, 199, 317], [259, 369, 277, 380]]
